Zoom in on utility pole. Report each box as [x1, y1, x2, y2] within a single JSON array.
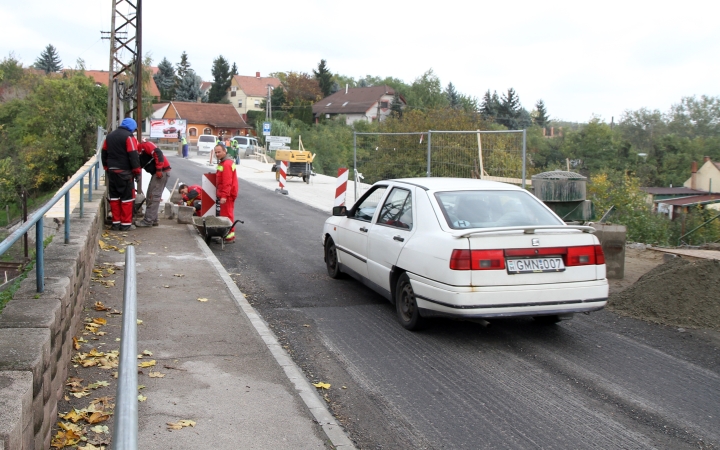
[[102, 0, 143, 136], [266, 84, 272, 121]]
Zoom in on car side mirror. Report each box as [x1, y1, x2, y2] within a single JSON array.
[[332, 206, 347, 216]]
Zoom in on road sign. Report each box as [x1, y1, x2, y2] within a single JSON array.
[[268, 142, 290, 149], [266, 136, 291, 144], [262, 122, 271, 136]]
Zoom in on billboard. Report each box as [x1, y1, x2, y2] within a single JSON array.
[[150, 119, 187, 139]]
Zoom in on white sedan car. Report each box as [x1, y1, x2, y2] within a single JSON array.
[[322, 178, 608, 330]]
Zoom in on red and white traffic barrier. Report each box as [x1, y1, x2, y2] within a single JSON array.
[[275, 161, 288, 195], [335, 168, 348, 207]]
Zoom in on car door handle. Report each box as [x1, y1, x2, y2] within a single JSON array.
[[359, 227, 368, 232], [393, 235, 404, 242]]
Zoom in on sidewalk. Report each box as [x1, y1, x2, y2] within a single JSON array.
[[54, 152, 356, 448]]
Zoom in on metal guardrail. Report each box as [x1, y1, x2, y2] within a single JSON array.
[[112, 245, 138, 449], [0, 148, 102, 293]]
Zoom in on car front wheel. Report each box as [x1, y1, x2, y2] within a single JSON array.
[[395, 273, 425, 331], [325, 238, 342, 279]]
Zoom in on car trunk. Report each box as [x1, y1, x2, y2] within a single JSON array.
[[465, 231, 603, 287]]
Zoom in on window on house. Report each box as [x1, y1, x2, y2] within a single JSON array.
[[254, 100, 260, 107], [189, 128, 197, 137], [231, 91, 236, 97], [380, 101, 389, 109], [203, 127, 212, 135], [342, 101, 348, 107], [238, 100, 242, 107]]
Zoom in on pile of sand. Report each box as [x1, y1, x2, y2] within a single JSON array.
[[609, 257, 720, 331]]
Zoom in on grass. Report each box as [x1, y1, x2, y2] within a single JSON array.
[[0, 191, 56, 228], [0, 232, 53, 314]]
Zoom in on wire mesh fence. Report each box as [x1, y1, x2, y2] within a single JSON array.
[[352, 130, 526, 202]]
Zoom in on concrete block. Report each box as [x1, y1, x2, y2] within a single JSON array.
[[0, 299, 62, 338], [177, 205, 195, 224], [592, 223, 627, 279], [0, 329, 51, 398], [0, 371, 33, 450], [164, 202, 176, 219]]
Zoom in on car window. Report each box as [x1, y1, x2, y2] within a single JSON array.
[[352, 186, 388, 222], [199, 136, 215, 143], [377, 188, 412, 230], [435, 190, 564, 229], [237, 137, 247, 145]]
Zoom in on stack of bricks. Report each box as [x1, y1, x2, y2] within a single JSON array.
[[0, 191, 105, 449]]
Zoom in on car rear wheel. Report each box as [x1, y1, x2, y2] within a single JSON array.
[[325, 238, 342, 279], [395, 273, 425, 331]]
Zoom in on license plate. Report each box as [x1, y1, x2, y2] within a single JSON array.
[[506, 257, 565, 274]]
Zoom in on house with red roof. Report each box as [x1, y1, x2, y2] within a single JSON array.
[[311, 85, 405, 125], [226, 72, 282, 119], [161, 101, 253, 145]]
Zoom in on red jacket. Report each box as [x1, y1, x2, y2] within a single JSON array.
[[138, 141, 171, 175], [182, 185, 202, 205], [216, 157, 238, 200]]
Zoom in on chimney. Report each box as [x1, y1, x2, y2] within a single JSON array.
[[256, 72, 260, 78], [691, 161, 698, 190], [345, 84, 348, 94], [704, 156, 711, 163]]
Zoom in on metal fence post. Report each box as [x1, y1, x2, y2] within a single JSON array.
[[113, 245, 138, 449], [64, 192, 70, 244], [79, 176, 84, 218], [426, 131, 432, 177], [95, 161, 100, 190], [88, 170, 93, 202], [353, 132, 357, 202], [35, 216, 44, 293], [522, 129, 527, 189]]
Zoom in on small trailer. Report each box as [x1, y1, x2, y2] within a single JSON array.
[[271, 137, 315, 184]]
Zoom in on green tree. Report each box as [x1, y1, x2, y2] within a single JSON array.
[[208, 55, 231, 103], [534, 99, 549, 127], [445, 82, 460, 109], [154, 57, 176, 100], [231, 62, 238, 76], [404, 69, 448, 110], [313, 59, 334, 97], [497, 88, 521, 129], [175, 69, 203, 102], [480, 90, 500, 119], [390, 92, 403, 119], [561, 117, 618, 174], [34, 44, 62, 74], [175, 51, 191, 87]]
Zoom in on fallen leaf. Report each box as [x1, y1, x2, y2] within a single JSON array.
[[148, 252, 156, 255], [149, 371, 165, 378], [138, 360, 156, 368], [72, 391, 90, 398], [163, 285, 170, 288], [92, 269, 103, 274], [138, 384, 146, 390], [173, 273, 185, 277], [312, 382, 331, 390], [73, 336, 80, 350], [89, 425, 110, 434], [167, 419, 196, 430], [98, 240, 107, 250], [197, 297, 208, 302], [137, 319, 143, 325], [79, 443, 103, 449], [143, 350, 153, 356], [92, 318, 107, 326], [106, 268, 115, 274], [62, 409, 85, 423], [118, 248, 125, 254], [86, 411, 110, 424], [87, 381, 109, 389], [138, 394, 147, 402], [93, 301, 110, 311], [303, 324, 310, 327]]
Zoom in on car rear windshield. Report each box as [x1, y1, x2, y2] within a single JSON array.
[[198, 136, 216, 143], [236, 137, 247, 144], [435, 190, 564, 229]]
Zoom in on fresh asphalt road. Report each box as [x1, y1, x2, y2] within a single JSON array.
[[171, 158, 720, 450]]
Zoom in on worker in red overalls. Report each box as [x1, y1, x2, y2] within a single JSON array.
[[101, 118, 142, 231], [213, 143, 238, 243], [178, 183, 202, 215]]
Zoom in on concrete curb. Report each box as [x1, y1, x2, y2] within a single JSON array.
[[190, 226, 356, 449]]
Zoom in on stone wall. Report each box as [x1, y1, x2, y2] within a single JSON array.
[[0, 190, 104, 450]]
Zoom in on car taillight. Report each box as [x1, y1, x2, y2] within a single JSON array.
[[450, 249, 505, 270], [594, 244, 605, 265], [566, 245, 598, 266]]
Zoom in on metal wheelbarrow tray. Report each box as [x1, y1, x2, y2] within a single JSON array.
[[192, 216, 243, 248]]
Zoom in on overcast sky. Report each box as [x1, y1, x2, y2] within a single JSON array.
[[1, 0, 718, 123]]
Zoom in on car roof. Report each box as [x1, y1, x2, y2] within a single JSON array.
[[385, 177, 525, 192]]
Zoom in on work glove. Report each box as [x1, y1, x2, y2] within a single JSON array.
[[155, 172, 163, 178]]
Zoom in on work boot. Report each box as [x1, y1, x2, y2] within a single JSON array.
[[119, 224, 136, 231], [152, 221, 159, 227], [110, 224, 121, 231], [135, 220, 152, 228]]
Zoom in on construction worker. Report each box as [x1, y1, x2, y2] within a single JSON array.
[[136, 141, 172, 227], [181, 134, 189, 158], [101, 117, 142, 231], [213, 144, 238, 243], [178, 183, 202, 215]]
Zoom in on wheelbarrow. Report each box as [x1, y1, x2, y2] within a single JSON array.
[[192, 216, 243, 249]]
